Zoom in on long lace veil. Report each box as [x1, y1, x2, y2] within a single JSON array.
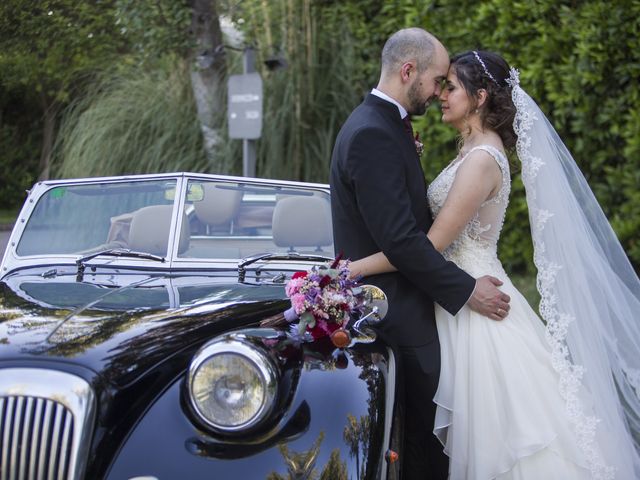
[[509, 68, 640, 479]]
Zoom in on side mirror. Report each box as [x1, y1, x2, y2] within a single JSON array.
[[343, 285, 388, 344], [359, 284, 388, 322]]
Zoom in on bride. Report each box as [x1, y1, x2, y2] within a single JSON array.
[[348, 50, 640, 479]]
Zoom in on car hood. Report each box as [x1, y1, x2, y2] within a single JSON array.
[[0, 269, 289, 387]]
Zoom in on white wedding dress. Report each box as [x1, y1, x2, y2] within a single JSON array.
[[427, 145, 623, 480]]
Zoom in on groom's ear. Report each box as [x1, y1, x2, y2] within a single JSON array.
[[401, 62, 415, 83]]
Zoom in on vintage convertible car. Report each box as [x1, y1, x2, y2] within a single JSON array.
[[0, 173, 401, 480]]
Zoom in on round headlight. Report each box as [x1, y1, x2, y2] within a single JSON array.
[[188, 338, 277, 433]]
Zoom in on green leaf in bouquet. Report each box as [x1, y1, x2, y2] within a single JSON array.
[[326, 268, 339, 279], [298, 311, 316, 335]]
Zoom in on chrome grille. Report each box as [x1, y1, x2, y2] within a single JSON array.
[[0, 369, 95, 480]]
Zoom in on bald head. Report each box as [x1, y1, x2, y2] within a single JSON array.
[[381, 28, 441, 78], [377, 28, 449, 115]]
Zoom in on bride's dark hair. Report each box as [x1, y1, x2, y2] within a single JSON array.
[[450, 50, 517, 150]]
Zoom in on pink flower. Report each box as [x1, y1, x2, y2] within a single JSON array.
[[291, 293, 307, 314], [285, 277, 305, 296]]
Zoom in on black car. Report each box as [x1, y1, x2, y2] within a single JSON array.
[[0, 173, 401, 480]]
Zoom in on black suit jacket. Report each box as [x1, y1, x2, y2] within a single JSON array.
[[330, 93, 475, 347]]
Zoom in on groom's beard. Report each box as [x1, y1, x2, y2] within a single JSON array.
[[407, 81, 435, 116]]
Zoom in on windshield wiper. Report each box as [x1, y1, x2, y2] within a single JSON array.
[[237, 252, 333, 282], [76, 248, 165, 279]]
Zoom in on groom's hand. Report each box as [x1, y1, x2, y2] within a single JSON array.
[[467, 275, 511, 321]]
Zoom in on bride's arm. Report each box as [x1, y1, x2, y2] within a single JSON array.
[[348, 151, 502, 279], [348, 251, 395, 278]]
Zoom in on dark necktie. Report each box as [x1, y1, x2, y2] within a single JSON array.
[[402, 115, 414, 141]]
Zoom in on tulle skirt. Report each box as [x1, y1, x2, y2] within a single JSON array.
[[433, 275, 594, 479]]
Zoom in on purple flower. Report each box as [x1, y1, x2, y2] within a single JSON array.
[[278, 257, 364, 341]]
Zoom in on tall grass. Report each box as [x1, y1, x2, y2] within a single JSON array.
[[54, 58, 239, 179], [238, 0, 367, 183]]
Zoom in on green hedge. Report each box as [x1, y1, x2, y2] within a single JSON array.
[[0, 86, 41, 210]]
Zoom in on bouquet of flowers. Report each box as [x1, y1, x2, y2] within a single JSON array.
[[260, 256, 362, 342]]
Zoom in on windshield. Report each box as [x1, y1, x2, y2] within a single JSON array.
[[178, 180, 334, 260], [15, 178, 334, 261], [17, 180, 176, 256]]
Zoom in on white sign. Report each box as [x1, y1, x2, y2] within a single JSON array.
[[228, 73, 263, 139]]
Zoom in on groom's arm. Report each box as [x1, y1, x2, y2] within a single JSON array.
[[346, 127, 475, 315]]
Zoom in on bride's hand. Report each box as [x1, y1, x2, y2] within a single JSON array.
[[346, 259, 364, 280], [468, 275, 511, 321]]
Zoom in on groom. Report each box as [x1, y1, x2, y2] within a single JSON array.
[[330, 28, 510, 479]]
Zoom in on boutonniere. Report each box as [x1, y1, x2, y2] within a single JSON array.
[[414, 132, 424, 156]]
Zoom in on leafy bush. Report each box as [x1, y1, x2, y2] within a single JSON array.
[[0, 124, 38, 209], [459, 0, 640, 274], [0, 87, 41, 209]]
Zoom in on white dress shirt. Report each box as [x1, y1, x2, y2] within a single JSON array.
[[371, 88, 408, 119]]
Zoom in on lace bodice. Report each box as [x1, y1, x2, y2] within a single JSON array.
[[427, 145, 510, 275]]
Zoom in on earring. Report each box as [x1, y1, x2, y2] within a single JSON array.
[[474, 108, 479, 114]]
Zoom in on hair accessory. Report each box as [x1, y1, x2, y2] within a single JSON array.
[[472, 51, 499, 85], [506, 67, 520, 88]]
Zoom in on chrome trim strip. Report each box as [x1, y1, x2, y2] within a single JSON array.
[[19, 396, 34, 479], [37, 401, 52, 479], [381, 347, 396, 480], [1, 396, 14, 480], [29, 397, 44, 480], [0, 369, 96, 480], [168, 175, 188, 263], [59, 411, 73, 479], [34, 172, 329, 190], [10, 395, 22, 478], [48, 403, 62, 479]]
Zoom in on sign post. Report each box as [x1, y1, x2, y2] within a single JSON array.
[[227, 47, 262, 177]]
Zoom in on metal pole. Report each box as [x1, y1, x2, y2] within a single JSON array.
[[242, 140, 256, 178], [243, 46, 256, 74], [243, 47, 257, 178]]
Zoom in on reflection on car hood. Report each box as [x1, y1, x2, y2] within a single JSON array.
[[0, 271, 289, 387]]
